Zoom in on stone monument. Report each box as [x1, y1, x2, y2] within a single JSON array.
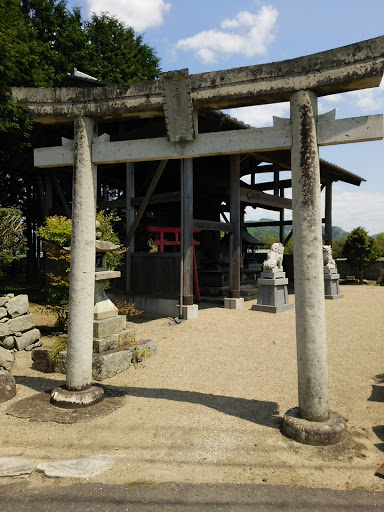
[[252, 243, 294, 313], [323, 245, 343, 299]]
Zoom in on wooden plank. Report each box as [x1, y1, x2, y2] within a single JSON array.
[[240, 188, 293, 209], [131, 191, 180, 206], [193, 219, 233, 232]]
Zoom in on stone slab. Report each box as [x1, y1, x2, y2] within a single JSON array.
[[36, 454, 115, 478], [92, 348, 133, 381], [0, 456, 36, 477], [0, 370, 16, 403], [325, 294, 344, 300], [260, 271, 286, 279], [14, 327, 40, 351], [6, 294, 30, 318], [0, 313, 35, 338], [93, 328, 136, 353], [258, 278, 289, 286], [93, 315, 126, 338], [324, 273, 340, 280], [224, 297, 244, 310], [0, 346, 15, 370], [0, 307, 7, 320], [252, 303, 294, 314]]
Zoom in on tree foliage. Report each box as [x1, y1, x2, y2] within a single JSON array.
[[0, 208, 27, 278], [0, 1, 161, 208], [342, 226, 379, 282]]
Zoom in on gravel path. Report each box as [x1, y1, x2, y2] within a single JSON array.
[[1, 284, 384, 491]]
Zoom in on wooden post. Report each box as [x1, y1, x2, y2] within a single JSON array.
[[229, 155, 241, 299], [125, 162, 135, 291], [182, 158, 194, 305]]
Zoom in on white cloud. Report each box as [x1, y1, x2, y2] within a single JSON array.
[[173, 4, 278, 64], [331, 185, 384, 235], [226, 103, 289, 128], [86, 0, 171, 32], [319, 79, 384, 116]]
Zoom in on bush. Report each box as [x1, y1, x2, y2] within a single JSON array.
[[37, 212, 126, 329]]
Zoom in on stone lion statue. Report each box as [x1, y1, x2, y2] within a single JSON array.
[[263, 242, 284, 272], [323, 245, 336, 270]]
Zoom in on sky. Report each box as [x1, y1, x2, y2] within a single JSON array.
[[69, 0, 384, 235]]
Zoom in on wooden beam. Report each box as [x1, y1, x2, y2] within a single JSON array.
[[240, 188, 293, 209], [193, 219, 233, 232], [131, 191, 180, 206], [125, 160, 168, 246]]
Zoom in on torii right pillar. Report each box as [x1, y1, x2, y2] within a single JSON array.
[[282, 90, 347, 445]]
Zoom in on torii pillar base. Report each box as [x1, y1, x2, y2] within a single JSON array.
[[282, 407, 347, 446], [50, 385, 104, 409]]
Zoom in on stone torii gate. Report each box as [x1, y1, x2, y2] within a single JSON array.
[[12, 36, 384, 444]]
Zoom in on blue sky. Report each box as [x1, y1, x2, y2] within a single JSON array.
[[69, 0, 384, 235]]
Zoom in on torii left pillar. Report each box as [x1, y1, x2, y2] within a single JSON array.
[[51, 116, 104, 408]]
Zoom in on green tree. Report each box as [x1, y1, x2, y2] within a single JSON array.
[[342, 226, 379, 282], [1, 1, 161, 209], [374, 232, 384, 257], [84, 13, 160, 84]]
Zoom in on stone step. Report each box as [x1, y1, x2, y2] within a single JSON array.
[[31, 339, 157, 381]]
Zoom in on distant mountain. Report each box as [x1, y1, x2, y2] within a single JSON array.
[[244, 218, 349, 241]]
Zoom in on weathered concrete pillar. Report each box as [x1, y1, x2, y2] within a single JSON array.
[[282, 90, 346, 444], [225, 154, 244, 310], [51, 116, 104, 408]]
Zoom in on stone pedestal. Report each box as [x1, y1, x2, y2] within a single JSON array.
[[324, 269, 343, 299], [252, 271, 293, 313], [224, 297, 244, 310], [180, 304, 199, 320]]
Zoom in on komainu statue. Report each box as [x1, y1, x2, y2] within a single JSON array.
[[263, 242, 284, 272], [323, 245, 336, 270]]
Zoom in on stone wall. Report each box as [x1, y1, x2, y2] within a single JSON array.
[[0, 294, 41, 371], [336, 259, 384, 281]]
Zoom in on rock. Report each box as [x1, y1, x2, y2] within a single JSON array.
[[14, 327, 40, 351], [0, 294, 13, 307], [0, 307, 7, 320], [36, 454, 114, 479], [1, 336, 15, 349], [31, 349, 53, 373], [5, 294, 29, 318], [92, 348, 133, 381], [0, 346, 15, 371], [25, 340, 43, 351], [0, 370, 16, 402], [0, 456, 35, 477], [0, 313, 35, 338]]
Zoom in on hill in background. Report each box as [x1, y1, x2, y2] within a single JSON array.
[[245, 218, 349, 241]]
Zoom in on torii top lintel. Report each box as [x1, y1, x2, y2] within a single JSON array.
[[12, 36, 384, 125]]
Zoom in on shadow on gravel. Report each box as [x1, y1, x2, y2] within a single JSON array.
[[13, 376, 280, 429]]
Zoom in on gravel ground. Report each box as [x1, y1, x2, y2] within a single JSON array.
[[1, 284, 384, 491]]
